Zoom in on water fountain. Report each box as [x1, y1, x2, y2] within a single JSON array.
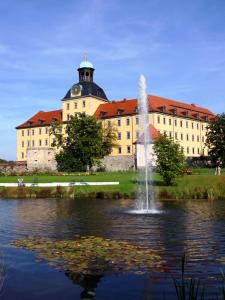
[[132, 74, 160, 214]]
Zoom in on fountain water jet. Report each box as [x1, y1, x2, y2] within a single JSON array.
[[131, 75, 160, 214]]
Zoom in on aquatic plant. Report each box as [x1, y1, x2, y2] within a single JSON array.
[[173, 254, 205, 300], [12, 236, 161, 275]]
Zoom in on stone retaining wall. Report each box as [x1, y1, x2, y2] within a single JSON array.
[[102, 155, 135, 171], [0, 161, 27, 174]]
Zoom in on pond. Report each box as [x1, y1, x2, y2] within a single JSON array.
[[1, 198, 225, 299]]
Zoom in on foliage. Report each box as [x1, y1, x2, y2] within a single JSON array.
[[153, 134, 185, 185], [50, 113, 117, 172], [205, 113, 225, 166], [12, 236, 161, 275]]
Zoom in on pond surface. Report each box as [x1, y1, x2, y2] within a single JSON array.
[[1, 198, 225, 299]]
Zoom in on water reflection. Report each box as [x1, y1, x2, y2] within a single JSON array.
[[1, 198, 225, 299], [66, 271, 103, 300]]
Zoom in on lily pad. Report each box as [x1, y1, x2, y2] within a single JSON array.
[[12, 236, 161, 275]]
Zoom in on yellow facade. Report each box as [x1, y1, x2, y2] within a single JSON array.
[[62, 96, 107, 122], [16, 105, 210, 161], [101, 112, 208, 157]]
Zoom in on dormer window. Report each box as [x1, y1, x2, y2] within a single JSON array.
[[171, 108, 177, 115], [28, 121, 33, 126], [183, 111, 188, 117], [38, 119, 44, 125], [159, 106, 166, 112], [100, 111, 106, 118], [52, 117, 58, 122], [193, 112, 199, 119], [203, 115, 208, 121], [117, 108, 124, 115], [135, 106, 139, 113]]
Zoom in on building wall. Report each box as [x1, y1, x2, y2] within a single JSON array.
[[16, 125, 53, 161], [62, 96, 107, 121], [150, 112, 208, 156], [101, 112, 208, 158], [17, 110, 209, 163], [27, 148, 57, 171]]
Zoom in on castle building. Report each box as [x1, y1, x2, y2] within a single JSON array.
[[16, 59, 214, 171]]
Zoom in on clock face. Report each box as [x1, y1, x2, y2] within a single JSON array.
[[71, 84, 81, 97]]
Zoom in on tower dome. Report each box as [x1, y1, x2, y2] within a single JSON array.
[[79, 60, 94, 69]]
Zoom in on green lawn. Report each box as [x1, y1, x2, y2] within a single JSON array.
[[0, 170, 225, 200]]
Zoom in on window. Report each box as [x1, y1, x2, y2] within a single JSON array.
[[175, 132, 178, 139], [202, 136, 204, 142], [186, 134, 189, 141], [163, 117, 166, 125], [67, 114, 70, 121], [192, 122, 194, 129], [136, 131, 139, 139], [187, 147, 189, 154], [181, 133, 183, 140], [175, 119, 177, 126], [136, 117, 139, 125], [169, 132, 172, 138], [126, 118, 130, 126], [197, 123, 199, 130], [197, 135, 199, 142], [180, 120, 183, 127], [127, 146, 131, 154], [22, 130, 24, 137], [202, 124, 204, 130], [27, 141, 30, 147], [169, 119, 172, 125], [22, 152, 24, 159], [32, 129, 35, 135], [45, 139, 48, 146], [45, 128, 48, 134], [197, 148, 200, 154], [82, 100, 86, 108], [118, 132, 121, 140], [22, 141, 24, 148], [27, 129, 30, 136], [126, 132, 130, 139], [74, 102, 77, 109], [118, 147, 122, 154], [192, 134, 194, 142], [39, 128, 42, 135], [192, 148, 195, 154], [157, 116, 160, 124], [32, 140, 35, 147], [186, 121, 188, 128], [108, 120, 111, 126], [66, 103, 70, 110], [39, 140, 42, 146], [117, 119, 121, 126]]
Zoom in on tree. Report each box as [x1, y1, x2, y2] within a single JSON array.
[[153, 134, 185, 185], [50, 113, 117, 172], [205, 113, 225, 167]]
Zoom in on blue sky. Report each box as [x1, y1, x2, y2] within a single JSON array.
[[0, 0, 225, 160]]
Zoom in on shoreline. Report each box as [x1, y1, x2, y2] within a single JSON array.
[[1, 185, 225, 201]]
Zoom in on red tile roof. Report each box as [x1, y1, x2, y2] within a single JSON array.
[[16, 109, 62, 129], [94, 95, 214, 121], [136, 124, 160, 144]]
